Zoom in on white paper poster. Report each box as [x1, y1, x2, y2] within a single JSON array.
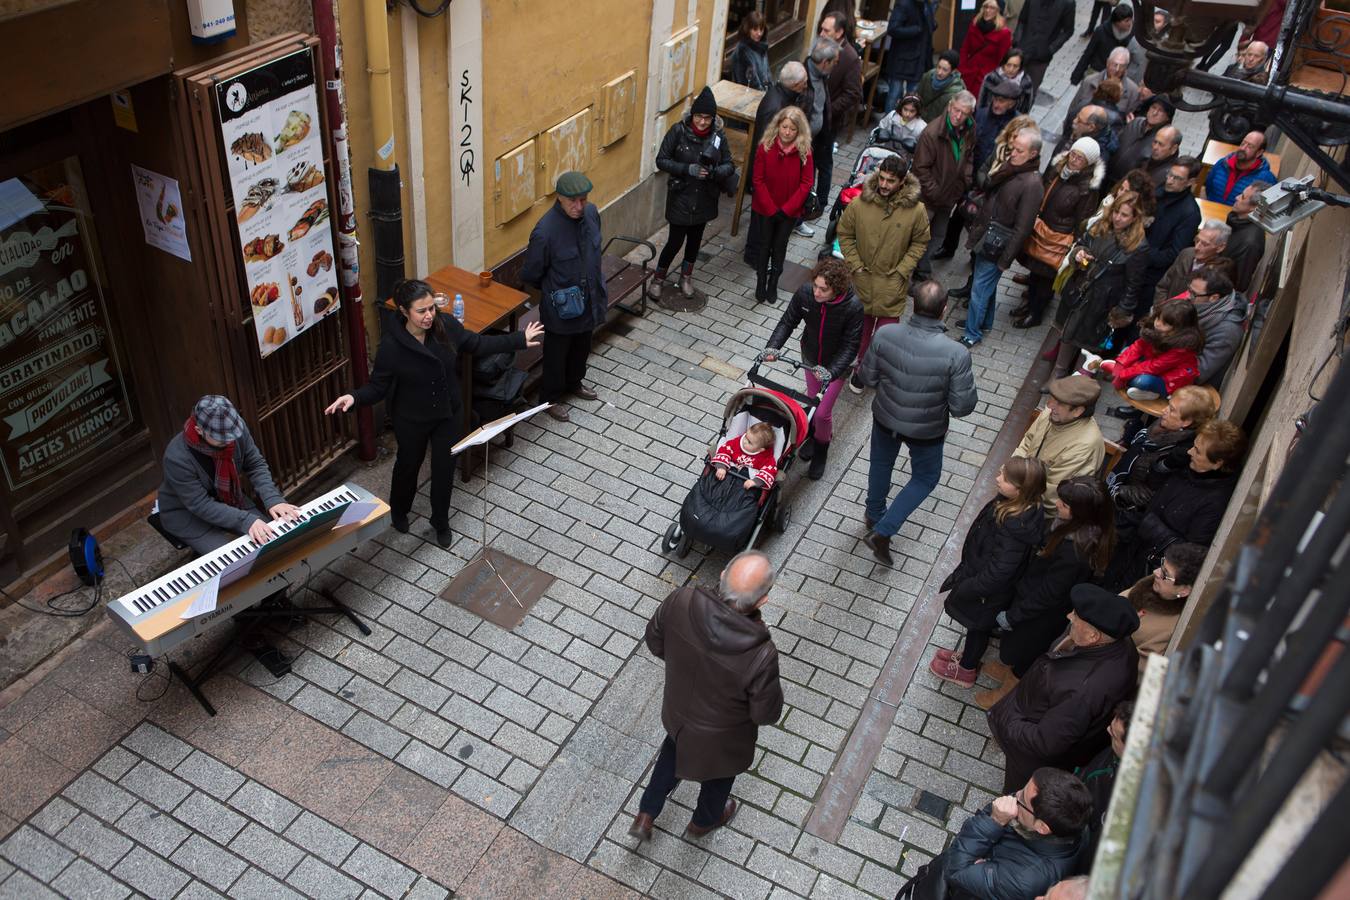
[[215, 49, 339, 358], [131, 165, 191, 261]]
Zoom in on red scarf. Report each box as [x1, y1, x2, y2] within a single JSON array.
[[182, 417, 242, 508]]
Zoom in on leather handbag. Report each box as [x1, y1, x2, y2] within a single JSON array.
[[977, 221, 1016, 261], [1024, 177, 1074, 269]]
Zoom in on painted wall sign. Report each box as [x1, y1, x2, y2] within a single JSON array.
[[449, 0, 485, 271], [0, 166, 135, 492]]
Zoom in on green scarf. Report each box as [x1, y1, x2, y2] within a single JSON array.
[[946, 115, 964, 163]]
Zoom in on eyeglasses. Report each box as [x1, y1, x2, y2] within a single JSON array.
[[1155, 566, 1179, 583], [1015, 790, 1037, 818]]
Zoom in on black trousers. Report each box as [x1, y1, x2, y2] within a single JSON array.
[[916, 204, 954, 279], [813, 131, 835, 211], [1026, 271, 1056, 321], [960, 627, 992, 670], [541, 328, 593, 402], [657, 222, 708, 272], [1025, 60, 1050, 90], [1085, 0, 1112, 33], [638, 736, 736, 827], [753, 212, 795, 280], [390, 416, 457, 530]]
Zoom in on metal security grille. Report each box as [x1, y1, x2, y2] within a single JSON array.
[[1109, 356, 1350, 900]]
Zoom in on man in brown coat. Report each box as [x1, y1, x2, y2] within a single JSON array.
[[913, 90, 976, 280], [629, 551, 785, 841]]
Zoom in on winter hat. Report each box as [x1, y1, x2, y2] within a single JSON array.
[[989, 79, 1022, 99], [555, 171, 593, 198], [691, 86, 717, 117], [1071, 584, 1140, 639], [1048, 375, 1101, 408], [1111, 2, 1134, 22], [1070, 137, 1102, 166], [193, 395, 245, 444]]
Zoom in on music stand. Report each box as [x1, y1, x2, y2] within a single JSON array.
[[451, 403, 551, 606]]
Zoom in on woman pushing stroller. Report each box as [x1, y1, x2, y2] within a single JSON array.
[[761, 258, 863, 481]]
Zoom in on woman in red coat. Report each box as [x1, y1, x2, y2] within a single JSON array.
[[751, 105, 814, 304], [959, 0, 1013, 97]]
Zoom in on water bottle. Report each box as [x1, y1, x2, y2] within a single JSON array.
[[452, 293, 465, 323]]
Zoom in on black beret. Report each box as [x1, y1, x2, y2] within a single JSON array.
[[1071, 584, 1140, 639]]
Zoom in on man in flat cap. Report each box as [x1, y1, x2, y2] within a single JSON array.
[[157, 395, 300, 553], [1015, 375, 1105, 514], [988, 583, 1140, 792], [521, 170, 607, 422]]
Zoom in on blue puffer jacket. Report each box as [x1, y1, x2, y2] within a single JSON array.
[[519, 201, 608, 334], [858, 313, 978, 440], [945, 806, 1087, 900]]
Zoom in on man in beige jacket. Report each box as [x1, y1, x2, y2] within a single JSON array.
[[837, 154, 930, 393], [1015, 376, 1105, 513]]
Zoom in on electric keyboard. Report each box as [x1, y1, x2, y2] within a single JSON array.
[[107, 483, 390, 656]]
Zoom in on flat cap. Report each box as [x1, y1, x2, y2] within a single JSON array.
[[555, 171, 593, 198], [193, 395, 245, 444], [1048, 375, 1101, 408], [1071, 584, 1140, 639], [989, 79, 1022, 99]]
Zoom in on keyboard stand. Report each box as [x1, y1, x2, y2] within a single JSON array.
[[169, 590, 372, 717]]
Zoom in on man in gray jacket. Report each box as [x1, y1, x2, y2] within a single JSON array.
[[158, 395, 300, 554], [1187, 266, 1247, 385], [859, 282, 978, 565]]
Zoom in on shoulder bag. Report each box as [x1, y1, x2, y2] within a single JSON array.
[[1024, 177, 1075, 269]]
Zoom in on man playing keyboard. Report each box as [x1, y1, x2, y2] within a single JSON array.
[[157, 395, 301, 554]]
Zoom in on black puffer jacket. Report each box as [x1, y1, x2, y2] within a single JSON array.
[[999, 536, 1098, 675], [766, 285, 864, 381], [1015, 0, 1075, 64], [656, 115, 737, 227], [946, 806, 1086, 900], [1106, 422, 1195, 516], [1136, 467, 1237, 558], [943, 500, 1047, 630]]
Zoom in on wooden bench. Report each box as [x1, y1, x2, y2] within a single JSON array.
[[490, 236, 656, 390]]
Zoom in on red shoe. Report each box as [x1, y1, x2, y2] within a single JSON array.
[[1041, 340, 1060, 362], [935, 647, 958, 662], [929, 655, 978, 687]]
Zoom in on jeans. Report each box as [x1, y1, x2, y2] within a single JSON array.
[[804, 368, 847, 443], [390, 416, 458, 530], [638, 736, 736, 827], [882, 77, 918, 112], [657, 222, 707, 272], [866, 422, 945, 537], [541, 329, 594, 402], [856, 314, 899, 367], [1129, 373, 1168, 397], [964, 255, 1003, 343]]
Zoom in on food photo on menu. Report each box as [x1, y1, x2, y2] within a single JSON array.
[[217, 53, 339, 359]]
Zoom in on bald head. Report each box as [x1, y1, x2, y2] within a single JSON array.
[[1073, 105, 1107, 138], [1239, 41, 1269, 70], [1152, 125, 1181, 160], [720, 551, 776, 613], [1037, 876, 1089, 900]]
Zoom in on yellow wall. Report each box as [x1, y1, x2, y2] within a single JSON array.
[[335, 0, 742, 339]]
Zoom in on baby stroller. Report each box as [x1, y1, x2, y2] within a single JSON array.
[[820, 139, 915, 258], [661, 357, 820, 558]]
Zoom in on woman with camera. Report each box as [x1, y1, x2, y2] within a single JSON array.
[[649, 86, 737, 301]]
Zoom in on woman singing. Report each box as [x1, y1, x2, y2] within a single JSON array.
[[326, 279, 543, 547]]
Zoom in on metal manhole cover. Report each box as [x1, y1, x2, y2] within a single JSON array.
[[654, 284, 707, 313], [439, 549, 555, 630]]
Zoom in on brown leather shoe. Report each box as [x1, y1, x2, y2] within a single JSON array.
[[864, 531, 893, 566], [574, 385, 599, 401], [975, 674, 1018, 710], [628, 812, 654, 842], [685, 799, 737, 838], [1012, 272, 1030, 285], [546, 405, 570, 422]]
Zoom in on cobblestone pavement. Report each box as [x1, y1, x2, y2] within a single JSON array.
[[0, 9, 1220, 897]]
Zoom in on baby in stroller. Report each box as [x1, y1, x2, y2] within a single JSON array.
[[712, 422, 778, 490]]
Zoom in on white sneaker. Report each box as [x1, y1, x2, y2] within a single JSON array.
[[795, 222, 816, 237], [1126, 386, 1162, 401], [831, 240, 844, 259], [848, 372, 864, 394]]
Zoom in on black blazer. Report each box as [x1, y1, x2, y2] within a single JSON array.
[[352, 314, 526, 425]]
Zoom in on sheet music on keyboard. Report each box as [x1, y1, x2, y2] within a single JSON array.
[[181, 575, 220, 619]]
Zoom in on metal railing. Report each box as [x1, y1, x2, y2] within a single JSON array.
[[1101, 355, 1350, 899]]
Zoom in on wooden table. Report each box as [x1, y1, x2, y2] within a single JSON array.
[[712, 79, 763, 238], [1198, 199, 1233, 224], [424, 264, 531, 481]]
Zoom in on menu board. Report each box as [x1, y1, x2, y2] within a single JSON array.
[[215, 48, 339, 359], [0, 164, 136, 493]]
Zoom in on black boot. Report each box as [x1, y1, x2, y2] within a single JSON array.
[[765, 270, 780, 304], [797, 434, 816, 461], [807, 441, 830, 480], [755, 266, 769, 303], [949, 277, 973, 300]]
